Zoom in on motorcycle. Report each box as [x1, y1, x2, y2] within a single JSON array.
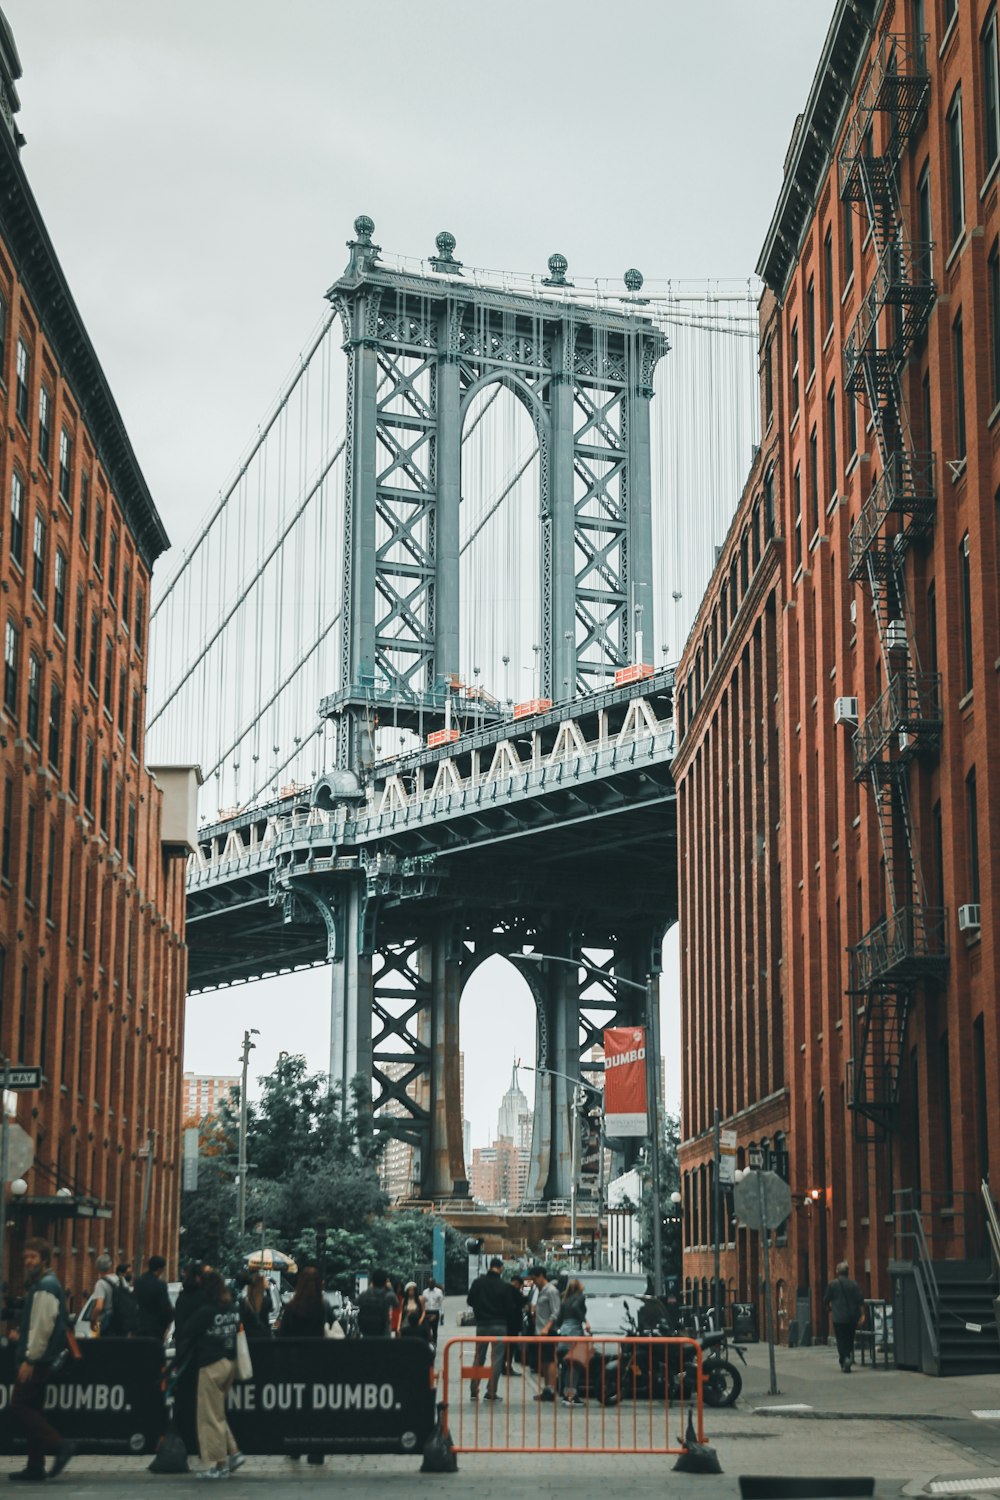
[[595, 1314, 745, 1408]]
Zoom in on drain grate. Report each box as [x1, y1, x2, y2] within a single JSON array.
[[928, 1479, 1000, 1494]]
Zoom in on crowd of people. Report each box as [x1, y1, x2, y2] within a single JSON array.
[[465, 1257, 595, 1406]]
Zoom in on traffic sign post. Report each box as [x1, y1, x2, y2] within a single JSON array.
[[733, 1168, 791, 1397]]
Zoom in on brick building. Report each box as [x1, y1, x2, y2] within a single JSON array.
[[181, 1073, 239, 1125], [0, 17, 190, 1305], [674, 0, 1000, 1349]]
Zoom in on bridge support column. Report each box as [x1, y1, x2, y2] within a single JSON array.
[[626, 381, 656, 664], [434, 337, 461, 697], [329, 883, 373, 1106], [543, 952, 580, 1201], [423, 925, 467, 1198], [549, 347, 577, 704]]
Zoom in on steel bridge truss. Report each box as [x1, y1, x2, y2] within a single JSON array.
[[324, 218, 667, 772]]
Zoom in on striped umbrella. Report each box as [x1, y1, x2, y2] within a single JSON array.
[[246, 1248, 298, 1274]]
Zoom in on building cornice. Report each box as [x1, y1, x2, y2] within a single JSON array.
[[0, 123, 169, 570], [756, 0, 880, 297]]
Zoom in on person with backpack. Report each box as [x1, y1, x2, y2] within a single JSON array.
[[175, 1270, 244, 1481], [9, 1238, 75, 1483], [356, 1268, 398, 1337], [90, 1253, 140, 1338]]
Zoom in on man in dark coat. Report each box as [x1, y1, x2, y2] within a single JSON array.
[[823, 1260, 866, 1371], [466, 1258, 518, 1401], [134, 1255, 174, 1342]]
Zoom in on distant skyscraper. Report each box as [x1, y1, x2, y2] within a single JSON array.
[[497, 1062, 532, 1148]]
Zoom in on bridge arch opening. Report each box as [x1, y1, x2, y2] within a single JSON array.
[[460, 952, 538, 1207], [459, 382, 542, 716]]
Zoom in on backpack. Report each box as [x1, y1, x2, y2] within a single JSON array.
[[356, 1286, 391, 1337], [102, 1276, 141, 1337]]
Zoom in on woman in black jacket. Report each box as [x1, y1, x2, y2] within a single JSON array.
[[177, 1270, 244, 1480], [276, 1268, 331, 1464]]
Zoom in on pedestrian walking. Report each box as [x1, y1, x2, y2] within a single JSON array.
[[134, 1255, 174, 1343], [176, 1269, 245, 1480], [466, 1257, 517, 1402], [276, 1267, 332, 1466], [528, 1265, 560, 1402], [356, 1268, 398, 1338], [9, 1238, 75, 1483], [173, 1261, 209, 1341], [234, 1269, 272, 1341], [422, 1277, 444, 1349], [88, 1253, 118, 1337], [554, 1278, 591, 1405], [399, 1281, 425, 1335], [823, 1261, 866, 1372]]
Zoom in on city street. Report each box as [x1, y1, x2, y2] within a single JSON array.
[[20, 1333, 1000, 1498]]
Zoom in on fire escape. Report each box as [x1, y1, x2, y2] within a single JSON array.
[[839, 33, 947, 1140]]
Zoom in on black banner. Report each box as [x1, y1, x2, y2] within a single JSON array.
[[0, 1339, 166, 1455], [174, 1339, 436, 1457]]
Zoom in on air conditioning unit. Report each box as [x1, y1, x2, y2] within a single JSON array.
[[958, 904, 981, 933], [834, 697, 858, 726], [886, 619, 908, 650], [850, 599, 857, 625]]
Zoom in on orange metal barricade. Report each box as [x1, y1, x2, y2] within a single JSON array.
[[440, 1334, 705, 1455]]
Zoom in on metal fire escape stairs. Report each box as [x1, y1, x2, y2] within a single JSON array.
[[839, 34, 947, 1141]]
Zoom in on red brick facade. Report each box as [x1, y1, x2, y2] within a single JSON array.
[[674, 0, 1000, 1342], [0, 71, 186, 1305]]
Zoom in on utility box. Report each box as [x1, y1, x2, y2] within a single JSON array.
[[148, 765, 203, 854]]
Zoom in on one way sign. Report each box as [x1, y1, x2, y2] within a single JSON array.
[[3, 1066, 41, 1090]]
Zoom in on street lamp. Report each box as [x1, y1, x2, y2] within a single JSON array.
[[511, 951, 664, 1294], [523, 1064, 604, 1265]]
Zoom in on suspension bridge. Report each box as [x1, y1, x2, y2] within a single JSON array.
[[149, 218, 761, 1202]]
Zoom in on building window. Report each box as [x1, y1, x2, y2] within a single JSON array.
[[100, 758, 110, 836], [46, 824, 56, 921], [37, 384, 51, 470], [74, 586, 85, 668], [790, 321, 799, 415], [32, 510, 46, 601], [88, 613, 99, 692], [794, 464, 802, 568], [94, 501, 104, 570], [114, 782, 123, 853], [135, 589, 145, 656], [990, 242, 1000, 409], [827, 382, 838, 497], [764, 338, 773, 427], [922, 368, 932, 452], [48, 681, 62, 770], [2, 777, 12, 881], [24, 804, 35, 904], [966, 767, 981, 904], [68, 713, 80, 795], [848, 393, 858, 456], [103, 637, 114, 715], [58, 429, 73, 508], [53, 549, 66, 635], [809, 425, 819, 536], [959, 533, 973, 692], [83, 738, 95, 816], [944, 0, 957, 27], [79, 469, 89, 546], [15, 339, 29, 428], [842, 200, 854, 286], [9, 471, 24, 567], [953, 309, 967, 461], [117, 665, 127, 736], [823, 226, 835, 332], [26, 652, 41, 743], [764, 465, 775, 537], [0, 293, 6, 377], [108, 528, 118, 598], [917, 164, 932, 284], [122, 563, 131, 632], [927, 580, 938, 678], [3, 618, 18, 716], [130, 689, 140, 757], [806, 277, 816, 373], [127, 801, 137, 871], [947, 86, 965, 246]]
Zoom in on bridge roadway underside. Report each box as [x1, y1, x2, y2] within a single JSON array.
[[186, 776, 676, 992]]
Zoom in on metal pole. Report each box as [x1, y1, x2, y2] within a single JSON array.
[[758, 1171, 779, 1396], [236, 1029, 258, 1239], [646, 976, 664, 1295], [713, 1109, 722, 1329], [135, 1130, 156, 1276], [570, 1087, 580, 1260], [597, 1107, 605, 1272], [0, 1058, 10, 1320]]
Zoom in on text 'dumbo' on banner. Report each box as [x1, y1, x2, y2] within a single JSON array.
[[603, 1025, 648, 1137]]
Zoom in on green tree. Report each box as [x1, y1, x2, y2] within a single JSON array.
[[638, 1108, 683, 1286]]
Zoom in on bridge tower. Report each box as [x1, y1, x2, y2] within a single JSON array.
[[305, 220, 669, 1202]]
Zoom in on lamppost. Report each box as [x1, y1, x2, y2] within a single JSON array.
[[512, 952, 664, 1293], [236, 1028, 259, 1239], [522, 1064, 603, 1265]]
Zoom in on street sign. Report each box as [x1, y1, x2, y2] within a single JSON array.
[[3, 1123, 34, 1181], [733, 1169, 792, 1231], [3, 1067, 41, 1091], [718, 1128, 738, 1185]]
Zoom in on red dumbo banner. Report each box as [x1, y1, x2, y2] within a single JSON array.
[[603, 1026, 648, 1137]]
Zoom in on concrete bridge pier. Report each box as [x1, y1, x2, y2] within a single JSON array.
[[328, 882, 373, 1109], [423, 922, 467, 1198]]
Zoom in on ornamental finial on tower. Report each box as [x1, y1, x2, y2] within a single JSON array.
[[624, 267, 648, 303], [542, 252, 572, 288], [344, 214, 381, 279], [430, 230, 463, 275]]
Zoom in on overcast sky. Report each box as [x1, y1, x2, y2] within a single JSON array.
[[5, 1, 833, 1148]]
